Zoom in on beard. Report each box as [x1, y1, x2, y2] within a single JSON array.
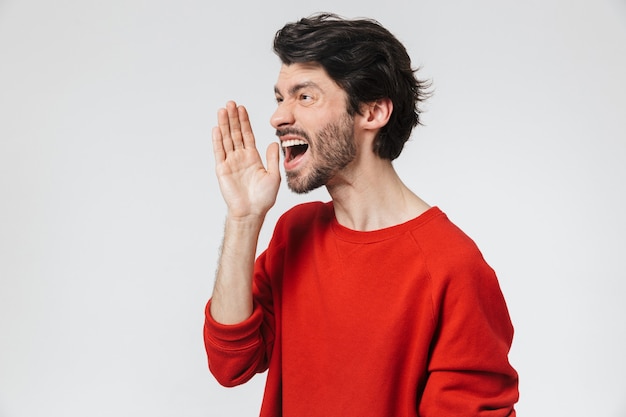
[[280, 113, 356, 194]]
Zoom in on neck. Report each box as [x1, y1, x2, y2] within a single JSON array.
[[326, 157, 430, 231]]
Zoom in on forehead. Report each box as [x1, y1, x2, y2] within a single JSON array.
[[274, 63, 342, 95]]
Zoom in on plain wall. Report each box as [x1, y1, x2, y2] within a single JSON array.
[[1, 0, 625, 416]]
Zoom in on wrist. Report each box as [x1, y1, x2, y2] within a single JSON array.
[[224, 212, 266, 233]]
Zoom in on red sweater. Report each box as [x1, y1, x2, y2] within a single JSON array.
[[204, 203, 518, 416]]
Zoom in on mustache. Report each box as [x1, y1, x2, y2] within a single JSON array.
[[275, 127, 310, 141]]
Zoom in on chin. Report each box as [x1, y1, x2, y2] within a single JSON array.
[[286, 173, 326, 195], [286, 180, 315, 195]]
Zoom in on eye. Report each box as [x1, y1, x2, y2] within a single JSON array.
[[275, 96, 284, 104], [299, 93, 316, 105]]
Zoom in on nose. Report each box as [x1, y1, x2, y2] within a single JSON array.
[[270, 101, 295, 129]]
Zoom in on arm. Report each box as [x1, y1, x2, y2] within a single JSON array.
[[420, 260, 519, 416], [210, 101, 281, 325]]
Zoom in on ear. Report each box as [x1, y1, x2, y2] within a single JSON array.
[[357, 98, 393, 131]]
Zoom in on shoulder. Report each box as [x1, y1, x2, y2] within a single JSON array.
[[271, 201, 333, 243], [413, 209, 483, 256], [277, 201, 332, 228], [411, 209, 495, 281], [280, 201, 331, 222]]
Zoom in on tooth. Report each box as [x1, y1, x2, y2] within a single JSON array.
[[282, 139, 307, 148]]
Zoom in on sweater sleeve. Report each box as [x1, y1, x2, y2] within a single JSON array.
[[203, 299, 266, 387], [203, 251, 276, 388], [419, 249, 519, 416]]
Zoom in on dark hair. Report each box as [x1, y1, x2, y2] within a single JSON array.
[[273, 13, 430, 160]]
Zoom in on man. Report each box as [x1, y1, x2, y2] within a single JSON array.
[[204, 13, 518, 416]]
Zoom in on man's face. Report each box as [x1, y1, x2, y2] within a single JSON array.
[[271, 63, 357, 194]]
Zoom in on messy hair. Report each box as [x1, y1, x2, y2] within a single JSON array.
[[273, 13, 430, 160]]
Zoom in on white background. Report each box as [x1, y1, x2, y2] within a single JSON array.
[[1, 0, 625, 416]]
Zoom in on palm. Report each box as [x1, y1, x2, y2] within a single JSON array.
[[212, 102, 281, 219]]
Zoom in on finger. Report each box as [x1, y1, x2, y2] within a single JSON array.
[[266, 142, 281, 176], [237, 105, 256, 150], [212, 126, 226, 164], [226, 101, 244, 150], [217, 106, 235, 153]]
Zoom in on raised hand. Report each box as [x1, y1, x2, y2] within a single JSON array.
[[212, 101, 281, 220]]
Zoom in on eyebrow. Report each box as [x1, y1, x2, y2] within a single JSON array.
[[274, 81, 321, 96]]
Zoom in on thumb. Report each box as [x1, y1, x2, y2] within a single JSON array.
[[266, 142, 281, 176]]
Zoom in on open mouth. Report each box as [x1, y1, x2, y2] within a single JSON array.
[[282, 139, 309, 163]]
